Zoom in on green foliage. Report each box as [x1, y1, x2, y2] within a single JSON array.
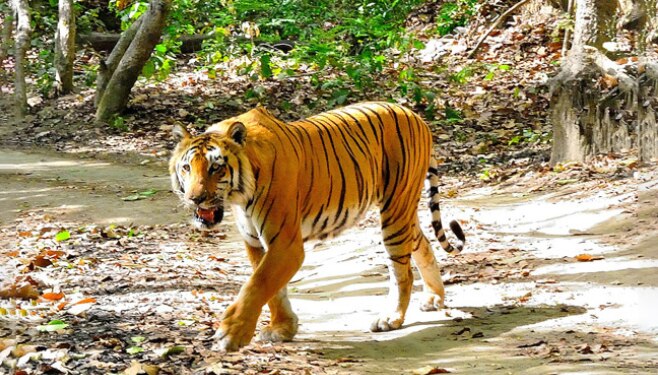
[[449, 66, 475, 85], [508, 129, 551, 146], [19, 0, 482, 117], [436, 0, 478, 36], [111, 116, 128, 131]]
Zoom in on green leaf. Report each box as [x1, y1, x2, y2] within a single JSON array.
[[155, 44, 167, 53], [142, 60, 155, 78], [138, 189, 158, 197], [157, 345, 185, 358], [260, 54, 273, 78], [122, 189, 158, 201], [131, 336, 146, 343], [55, 230, 71, 242], [37, 319, 69, 332], [127, 346, 144, 355]]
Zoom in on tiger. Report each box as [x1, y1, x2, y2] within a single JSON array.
[[169, 102, 465, 351]]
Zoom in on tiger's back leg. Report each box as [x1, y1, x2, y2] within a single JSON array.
[[244, 243, 299, 342], [410, 223, 446, 311], [370, 207, 417, 332]]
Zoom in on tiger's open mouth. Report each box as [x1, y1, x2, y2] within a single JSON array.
[[193, 206, 224, 229]]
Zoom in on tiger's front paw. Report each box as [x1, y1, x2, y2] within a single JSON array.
[[211, 305, 259, 351], [259, 316, 298, 343], [420, 293, 444, 311], [370, 312, 404, 332]]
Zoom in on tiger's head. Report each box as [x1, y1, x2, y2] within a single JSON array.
[[169, 122, 254, 230]]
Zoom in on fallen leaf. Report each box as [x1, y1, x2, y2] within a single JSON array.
[[127, 346, 144, 355], [37, 319, 69, 332], [575, 254, 604, 262], [123, 361, 144, 375], [55, 230, 71, 242], [518, 291, 532, 303], [0, 277, 40, 299], [155, 345, 185, 358], [32, 255, 53, 268], [42, 292, 65, 301], [72, 297, 97, 305], [413, 366, 451, 374]]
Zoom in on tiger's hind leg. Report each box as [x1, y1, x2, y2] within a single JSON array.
[[410, 224, 446, 311], [370, 211, 416, 332], [244, 243, 299, 342]]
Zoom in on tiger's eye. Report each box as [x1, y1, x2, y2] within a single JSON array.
[[182, 164, 190, 172], [210, 163, 223, 173]]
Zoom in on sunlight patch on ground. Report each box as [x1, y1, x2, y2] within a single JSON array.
[[457, 190, 633, 236], [534, 257, 658, 276], [514, 282, 658, 335]]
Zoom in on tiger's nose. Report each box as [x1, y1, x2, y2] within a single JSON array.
[[190, 194, 207, 205]]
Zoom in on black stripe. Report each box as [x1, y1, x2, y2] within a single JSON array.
[[269, 214, 287, 245], [383, 224, 408, 243], [308, 118, 347, 225], [352, 108, 380, 139]]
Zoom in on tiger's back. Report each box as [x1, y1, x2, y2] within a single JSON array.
[[219, 102, 434, 242]]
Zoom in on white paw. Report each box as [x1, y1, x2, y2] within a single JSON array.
[[370, 313, 404, 332], [420, 293, 444, 311], [259, 319, 298, 343]]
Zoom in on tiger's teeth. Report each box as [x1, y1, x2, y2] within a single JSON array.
[[196, 208, 215, 222]]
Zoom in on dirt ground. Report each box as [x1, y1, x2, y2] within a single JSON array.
[[1, 147, 657, 375]]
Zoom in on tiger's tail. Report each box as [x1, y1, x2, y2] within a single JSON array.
[[427, 157, 465, 255]]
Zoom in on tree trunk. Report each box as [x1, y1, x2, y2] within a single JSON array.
[[547, 0, 657, 165], [54, 0, 76, 95], [95, 17, 143, 107], [95, 0, 169, 123], [637, 56, 658, 162], [549, 47, 638, 163], [572, 0, 616, 50], [0, 11, 13, 65], [11, 0, 30, 118]]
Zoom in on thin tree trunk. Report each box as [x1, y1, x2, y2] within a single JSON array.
[[54, 0, 76, 95], [95, 0, 169, 123], [638, 59, 658, 161], [95, 17, 143, 107], [0, 11, 13, 64], [11, 0, 30, 118]]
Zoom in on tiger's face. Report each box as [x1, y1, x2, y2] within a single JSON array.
[[169, 122, 251, 230]]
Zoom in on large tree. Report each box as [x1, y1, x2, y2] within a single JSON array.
[[95, 0, 170, 123], [54, 0, 76, 95], [549, 0, 657, 164], [11, 0, 30, 118]]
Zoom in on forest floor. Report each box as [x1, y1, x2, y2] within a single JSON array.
[[0, 145, 657, 375]]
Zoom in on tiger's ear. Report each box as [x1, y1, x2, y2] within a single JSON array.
[[173, 123, 191, 140], [227, 122, 247, 146]]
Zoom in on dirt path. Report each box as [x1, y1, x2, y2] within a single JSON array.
[[0, 149, 180, 226], [1, 150, 657, 374]]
